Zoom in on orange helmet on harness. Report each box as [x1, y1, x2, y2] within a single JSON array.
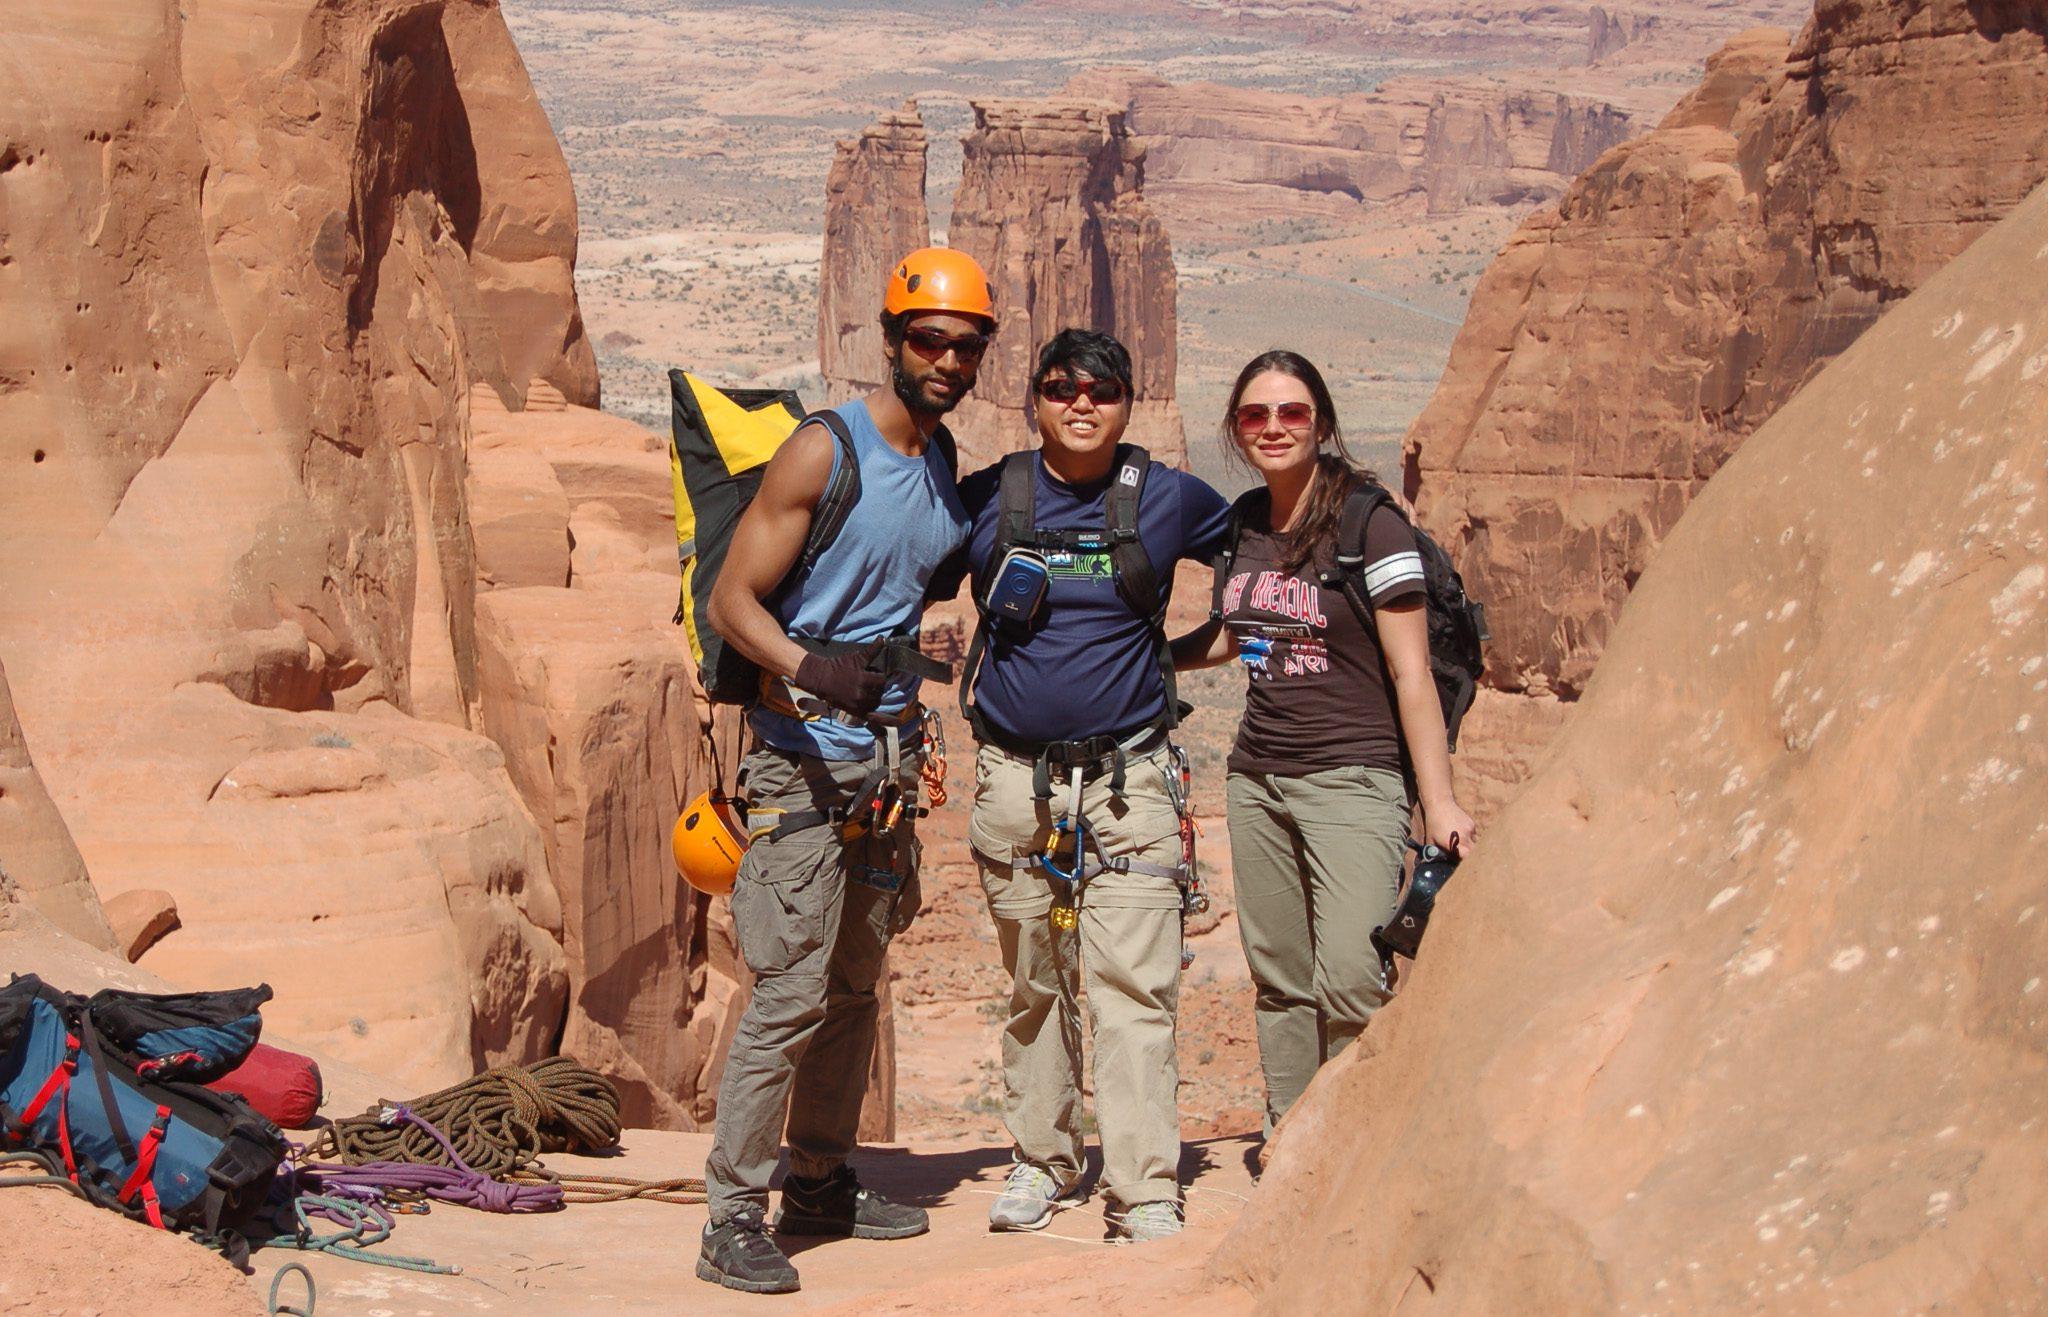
[[672, 792, 748, 897], [884, 248, 995, 323]]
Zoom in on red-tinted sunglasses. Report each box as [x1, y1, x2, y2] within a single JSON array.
[[1233, 401, 1316, 436], [903, 326, 990, 363], [1036, 376, 1128, 406]]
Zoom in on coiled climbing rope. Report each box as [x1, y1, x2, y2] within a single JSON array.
[[308, 1057, 622, 1177]]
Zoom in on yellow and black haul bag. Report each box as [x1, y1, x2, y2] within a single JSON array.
[[667, 370, 957, 705]]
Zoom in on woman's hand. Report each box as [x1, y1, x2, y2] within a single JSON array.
[[1423, 797, 1476, 857]]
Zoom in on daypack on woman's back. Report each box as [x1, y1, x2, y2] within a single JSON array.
[[0, 974, 285, 1242], [1215, 484, 1489, 749]]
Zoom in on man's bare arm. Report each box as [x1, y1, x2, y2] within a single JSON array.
[[706, 423, 837, 682]]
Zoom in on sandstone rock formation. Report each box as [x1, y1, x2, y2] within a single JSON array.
[[1065, 69, 1637, 233], [818, 99, 1184, 468], [820, 102, 931, 403], [1406, 3, 2048, 809], [0, 660, 114, 952], [0, 0, 753, 1108], [102, 888, 180, 963], [466, 389, 749, 1128], [1586, 4, 1655, 62], [948, 100, 1184, 466], [1220, 172, 2048, 1315]]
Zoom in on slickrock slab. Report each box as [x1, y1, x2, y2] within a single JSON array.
[[1406, 2, 2048, 804], [1219, 174, 2048, 1314]]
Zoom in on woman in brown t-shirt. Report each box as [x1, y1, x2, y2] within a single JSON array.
[[1173, 349, 1475, 1135]]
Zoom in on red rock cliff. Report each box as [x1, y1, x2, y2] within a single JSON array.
[[0, 0, 737, 1121], [1406, 3, 2048, 809], [1220, 171, 2048, 1316], [818, 98, 1184, 468], [819, 102, 931, 403], [1066, 69, 1637, 231], [947, 100, 1184, 466]]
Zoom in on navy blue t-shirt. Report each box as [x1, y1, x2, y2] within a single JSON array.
[[953, 453, 1232, 744]]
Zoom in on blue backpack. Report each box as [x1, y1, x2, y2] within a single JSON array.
[[0, 974, 286, 1241]]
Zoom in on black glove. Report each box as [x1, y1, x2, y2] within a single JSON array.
[[794, 649, 890, 717]]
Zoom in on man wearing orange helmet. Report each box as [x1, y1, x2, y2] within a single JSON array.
[[695, 248, 994, 1296]]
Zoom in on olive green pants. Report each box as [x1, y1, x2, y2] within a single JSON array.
[[1226, 765, 1409, 1132], [704, 744, 921, 1222], [971, 740, 1185, 1208]]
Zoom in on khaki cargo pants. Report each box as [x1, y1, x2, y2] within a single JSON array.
[[970, 739, 1185, 1209], [1227, 765, 1408, 1132], [705, 743, 922, 1222]]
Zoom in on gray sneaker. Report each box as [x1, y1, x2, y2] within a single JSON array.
[[1116, 1200, 1183, 1243], [988, 1162, 1066, 1231]]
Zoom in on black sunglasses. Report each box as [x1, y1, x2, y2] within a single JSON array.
[[1035, 376, 1128, 406], [903, 326, 990, 363]]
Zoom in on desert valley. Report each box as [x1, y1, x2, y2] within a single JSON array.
[[1, 0, 2044, 1312]]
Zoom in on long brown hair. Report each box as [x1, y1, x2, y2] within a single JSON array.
[[1221, 350, 1380, 572]]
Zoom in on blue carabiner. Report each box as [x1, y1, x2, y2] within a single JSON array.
[[1040, 815, 1088, 885]]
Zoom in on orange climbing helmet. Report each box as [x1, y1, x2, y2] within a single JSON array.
[[672, 791, 748, 897], [883, 247, 996, 323]]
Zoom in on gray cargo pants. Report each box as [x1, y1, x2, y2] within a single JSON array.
[[1227, 764, 1408, 1132], [970, 738, 1185, 1209], [704, 743, 922, 1222]]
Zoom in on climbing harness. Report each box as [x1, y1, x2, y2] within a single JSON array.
[[1374, 837, 1463, 963], [984, 729, 1197, 941], [750, 711, 942, 850]]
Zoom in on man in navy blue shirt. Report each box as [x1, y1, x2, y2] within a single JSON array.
[[947, 329, 1231, 1242]]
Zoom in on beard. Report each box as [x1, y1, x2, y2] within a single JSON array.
[[892, 359, 962, 417]]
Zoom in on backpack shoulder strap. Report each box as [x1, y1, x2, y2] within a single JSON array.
[[931, 424, 960, 482], [992, 449, 1037, 559], [790, 410, 863, 579], [1211, 489, 1265, 620], [1328, 483, 1397, 628], [1102, 445, 1187, 730], [960, 451, 1038, 728], [1102, 445, 1160, 621]]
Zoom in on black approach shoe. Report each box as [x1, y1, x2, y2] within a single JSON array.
[[775, 1165, 929, 1240], [697, 1208, 800, 1295]]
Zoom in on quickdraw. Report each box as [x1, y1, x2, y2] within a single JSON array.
[[919, 708, 949, 809], [1044, 765, 1089, 931]]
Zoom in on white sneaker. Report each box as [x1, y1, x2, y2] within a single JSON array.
[[988, 1162, 1065, 1231], [1116, 1200, 1183, 1243]]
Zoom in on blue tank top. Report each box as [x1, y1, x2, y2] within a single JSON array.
[[749, 399, 969, 760]]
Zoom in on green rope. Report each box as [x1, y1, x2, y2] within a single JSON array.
[[0, 1149, 86, 1200], [267, 1261, 316, 1316], [262, 1193, 459, 1275]]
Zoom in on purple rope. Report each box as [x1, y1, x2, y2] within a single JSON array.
[[298, 1106, 564, 1214]]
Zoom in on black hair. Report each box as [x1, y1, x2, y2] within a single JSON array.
[[1221, 349, 1380, 573], [878, 309, 910, 346], [1031, 328, 1134, 398]]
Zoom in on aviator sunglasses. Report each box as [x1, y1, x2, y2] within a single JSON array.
[[1035, 375, 1129, 406], [903, 325, 991, 363], [1233, 401, 1316, 436]]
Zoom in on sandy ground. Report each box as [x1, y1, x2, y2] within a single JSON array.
[[236, 1127, 1261, 1313]]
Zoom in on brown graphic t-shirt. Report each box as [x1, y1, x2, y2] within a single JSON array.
[[1220, 495, 1426, 777]]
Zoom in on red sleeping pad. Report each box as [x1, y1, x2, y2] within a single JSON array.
[[205, 1042, 324, 1128]]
